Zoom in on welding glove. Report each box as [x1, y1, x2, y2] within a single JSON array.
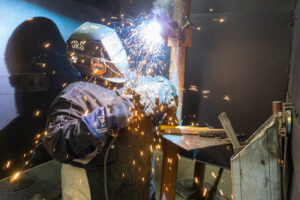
[[133, 76, 177, 116], [81, 96, 134, 141]]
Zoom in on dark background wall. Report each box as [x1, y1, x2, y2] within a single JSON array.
[[0, 0, 295, 187], [183, 0, 294, 138]]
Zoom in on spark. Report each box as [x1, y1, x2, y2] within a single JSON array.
[[189, 85, 199, 92], [203, 188, 207, 197], [149, 145, 153, 153], [219, 18, 225, 23], [6, 161, 11, 168], [155, 144, 161, 150], [194, 177, 199, 184], [43, 42, 51, 48], [110, 15, 167, 77], [219, 189, 224, 196], [209, 8, 214, 12], [83, 110, 89, 115], [196, 26, 201, 31], [212, 172, 217, 178], [214, 18, 225, 23], [10, 171, 21, 183], [223, 95, 231, 101], [62, 82, 67, 88], [141, 20, 163, 47], [34, 110, 40, 117]]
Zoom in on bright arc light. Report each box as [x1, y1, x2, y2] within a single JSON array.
[[141, 20, 163, 46]]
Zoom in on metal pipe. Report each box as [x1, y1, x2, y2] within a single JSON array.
[[169, 0, 191, 121]]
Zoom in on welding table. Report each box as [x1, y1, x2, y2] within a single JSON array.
[[159, 127, 232, 200]]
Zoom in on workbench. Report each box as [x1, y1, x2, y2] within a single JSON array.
[[159, 127, 232, 200]]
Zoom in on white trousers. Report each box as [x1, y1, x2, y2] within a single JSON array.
[[61, 163, 92, 200]]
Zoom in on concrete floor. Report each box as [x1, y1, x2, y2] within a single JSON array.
[[0, 150, 232, 200], [154, 150, 232, 200]]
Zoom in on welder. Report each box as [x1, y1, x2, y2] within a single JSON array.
[[42, 22, 177, 200]]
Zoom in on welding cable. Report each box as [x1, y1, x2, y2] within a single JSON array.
[[104, 131, 119, 200]]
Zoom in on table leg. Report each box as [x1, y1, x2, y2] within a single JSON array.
[[160, 139, 179, 200], [193, 161, 206, 195]]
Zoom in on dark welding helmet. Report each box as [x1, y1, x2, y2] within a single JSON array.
[[67, 22, 129, 83]]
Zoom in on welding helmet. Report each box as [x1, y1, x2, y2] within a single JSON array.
[[67, 22, 129, 83]]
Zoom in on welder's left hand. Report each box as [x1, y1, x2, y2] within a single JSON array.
[[105, 96, 134, 131], [81, 96, 134, 141]]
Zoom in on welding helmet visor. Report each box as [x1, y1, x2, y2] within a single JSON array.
[[67, 22, 129, 83]]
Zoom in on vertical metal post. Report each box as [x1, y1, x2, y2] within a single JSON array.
[[272, 101, 283, 115], [169, 0, 191, 121], [160, 1, 192, 200]]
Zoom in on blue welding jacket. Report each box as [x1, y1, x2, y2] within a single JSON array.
[[81, 107, 110, 142], [43, 76, 177, 200]]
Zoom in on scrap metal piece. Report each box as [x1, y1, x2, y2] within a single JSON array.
[[231, 116, 282, 200], [218, 112, 241, 153]]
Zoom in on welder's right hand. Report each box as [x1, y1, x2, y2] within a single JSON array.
[[105, 96, 134, 132]]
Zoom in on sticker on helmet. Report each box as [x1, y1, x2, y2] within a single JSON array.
[[70, 40, 85, 51]]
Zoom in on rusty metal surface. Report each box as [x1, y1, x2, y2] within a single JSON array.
[[163, 135, 229, 151]]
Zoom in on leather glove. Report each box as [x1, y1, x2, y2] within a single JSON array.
[[105, 96, 134, 131], [132, 76, 177, 116], [81, 96, 134, 141]]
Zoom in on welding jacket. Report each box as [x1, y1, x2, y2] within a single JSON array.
[[43, 76, 177, 200]]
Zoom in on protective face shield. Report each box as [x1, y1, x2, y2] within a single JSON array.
[[67, 22, 129, 83]]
